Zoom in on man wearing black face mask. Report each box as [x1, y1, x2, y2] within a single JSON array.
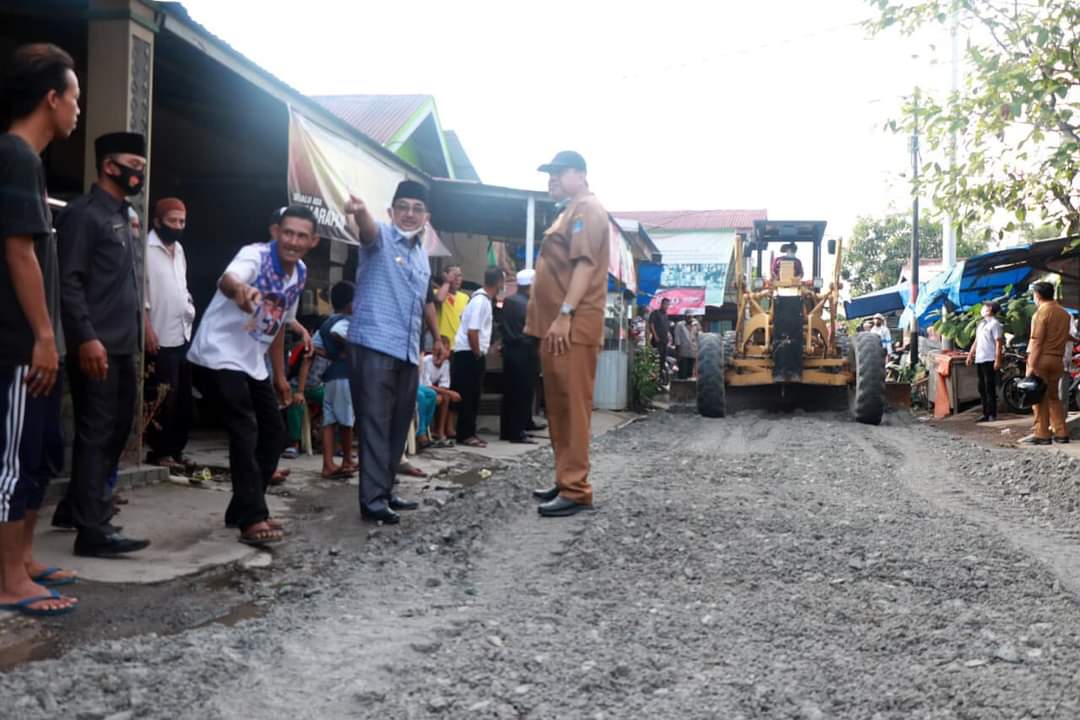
[[54, 131, 150, 557], [143, 197, 195, 469]]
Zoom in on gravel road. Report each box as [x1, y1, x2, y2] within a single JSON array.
[[5, 409, 1080, 719]]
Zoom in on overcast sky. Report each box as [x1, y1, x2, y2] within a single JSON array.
[[181, 0, 952, 238]]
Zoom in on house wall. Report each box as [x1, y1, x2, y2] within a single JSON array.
[[150, 31, 294, 318], [438, 232, 517, 289]]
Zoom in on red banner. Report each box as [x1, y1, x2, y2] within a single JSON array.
[[649, 288, 705, 312]]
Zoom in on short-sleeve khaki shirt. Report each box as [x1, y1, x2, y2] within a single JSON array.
[[525, 193, 610, 347], [1030, 300, 1071, 358]]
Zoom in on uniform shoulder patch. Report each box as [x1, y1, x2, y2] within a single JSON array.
[[571, 217, 584, 234]]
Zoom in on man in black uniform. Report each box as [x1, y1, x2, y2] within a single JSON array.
[[500, 269, 539, 444], [54, 132, 150, 557]]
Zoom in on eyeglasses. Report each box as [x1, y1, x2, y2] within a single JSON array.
[[393, 202, 427, 215]]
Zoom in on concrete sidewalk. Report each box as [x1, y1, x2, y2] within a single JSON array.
[[30, 480, 289, 584], [11, 408, 636, 599], [932, 405, 1080, 450]]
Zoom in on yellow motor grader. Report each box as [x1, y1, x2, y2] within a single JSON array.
[[696, 220, 885, 424]]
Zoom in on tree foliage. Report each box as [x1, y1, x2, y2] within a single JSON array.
[[867, 0, 1080, 235], [843, 212, 988, 294]]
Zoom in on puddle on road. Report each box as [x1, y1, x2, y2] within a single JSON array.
[[192, 601, 265, 630], [441, 467, 494, 488], [0, 600, 268, 672], [0, 625, 56, 672]]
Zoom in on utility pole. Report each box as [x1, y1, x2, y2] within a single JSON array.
[[942, 3, 960, 268], [910, 90, 921, 366]]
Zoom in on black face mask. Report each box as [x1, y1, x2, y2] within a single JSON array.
[[110, 164, 145, 196], [157, 225, 184, 245]]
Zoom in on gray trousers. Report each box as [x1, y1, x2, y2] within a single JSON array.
[[348, 345, 419, 512]]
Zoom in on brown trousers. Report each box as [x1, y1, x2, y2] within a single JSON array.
[[1032, 356, 1067, 439], [540, 342, 599, 505]]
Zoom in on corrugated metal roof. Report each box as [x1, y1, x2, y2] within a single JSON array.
[[613, 209, 767, 231], [313, 94, 431, 145]]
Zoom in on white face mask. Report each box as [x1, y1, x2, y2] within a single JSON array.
[[395, 225, 422, 240]]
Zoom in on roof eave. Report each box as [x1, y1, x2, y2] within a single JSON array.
[[157, 4, 430, 182]]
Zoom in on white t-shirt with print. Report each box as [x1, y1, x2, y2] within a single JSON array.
[[453, 291, 493, 354], [420, 354, 451, 388], [188, 243, 305, 380]]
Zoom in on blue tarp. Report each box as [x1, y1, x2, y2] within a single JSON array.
[[898, 247, 1037, 330], [635, 262, 663, 305], [844, 283, 912, 319]]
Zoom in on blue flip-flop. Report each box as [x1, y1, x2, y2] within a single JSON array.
[[0, 589, 75, 617], [31, 566, 77, 587]]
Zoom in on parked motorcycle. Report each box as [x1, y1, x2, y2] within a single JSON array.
[[999, 341, 1030, 415], [1001, 343, 1080, 414], [1068, 353, 1080, 411]]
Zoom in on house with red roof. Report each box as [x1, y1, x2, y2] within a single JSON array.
[[614, 209, 767, 318], [314, 94, 479, 182]]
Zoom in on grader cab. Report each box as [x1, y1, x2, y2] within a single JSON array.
[[696, 220, 885, 424]]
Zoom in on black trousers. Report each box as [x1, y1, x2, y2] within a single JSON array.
[[348, 346, 418, 513], [144, 343, 193, 461], [976, 361, 998, 418], [207, 369, 283, 529], [678, 357, 695, 379], [654, 341, 669, 376], [57, 354, 136, 543], [452, 351, 486, 442], [500, 341, 537, 440]]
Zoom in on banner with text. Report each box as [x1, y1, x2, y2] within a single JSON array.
[[287, 107, 415, 246], [651, 230, 735, 306], [649, 287, 706, 313]]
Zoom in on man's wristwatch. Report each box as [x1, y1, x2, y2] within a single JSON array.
[[559, 303, 575, 317]]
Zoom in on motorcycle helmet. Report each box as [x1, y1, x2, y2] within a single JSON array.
[[1013, 376, 1047, 411]]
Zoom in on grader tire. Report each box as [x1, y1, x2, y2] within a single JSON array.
[[850, 332, 885, 425], [697, 333, 727, 418]]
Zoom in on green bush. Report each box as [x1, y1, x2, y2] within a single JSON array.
[[631, 346, 661, 411]]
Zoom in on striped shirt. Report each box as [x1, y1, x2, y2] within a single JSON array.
[[347, 222, 430, 365]]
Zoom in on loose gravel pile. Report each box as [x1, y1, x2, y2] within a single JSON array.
[[5, 411, 1080, 719], [948, 438, 1080, 530]]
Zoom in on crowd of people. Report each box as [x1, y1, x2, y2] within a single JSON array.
[[629, 299, 702, 382], [0, 45, 611, 617], [863, 286, 1077, 442]]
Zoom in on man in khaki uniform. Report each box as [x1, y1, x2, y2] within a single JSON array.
[[1024, 281, 1072, 445], [526, 151, 610, 517]]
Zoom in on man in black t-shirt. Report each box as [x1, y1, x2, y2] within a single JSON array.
[[649, 298, 673, 378], [0, 44, 80, 616]]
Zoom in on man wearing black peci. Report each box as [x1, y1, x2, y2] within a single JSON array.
[[54, 132, 151, 557]]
